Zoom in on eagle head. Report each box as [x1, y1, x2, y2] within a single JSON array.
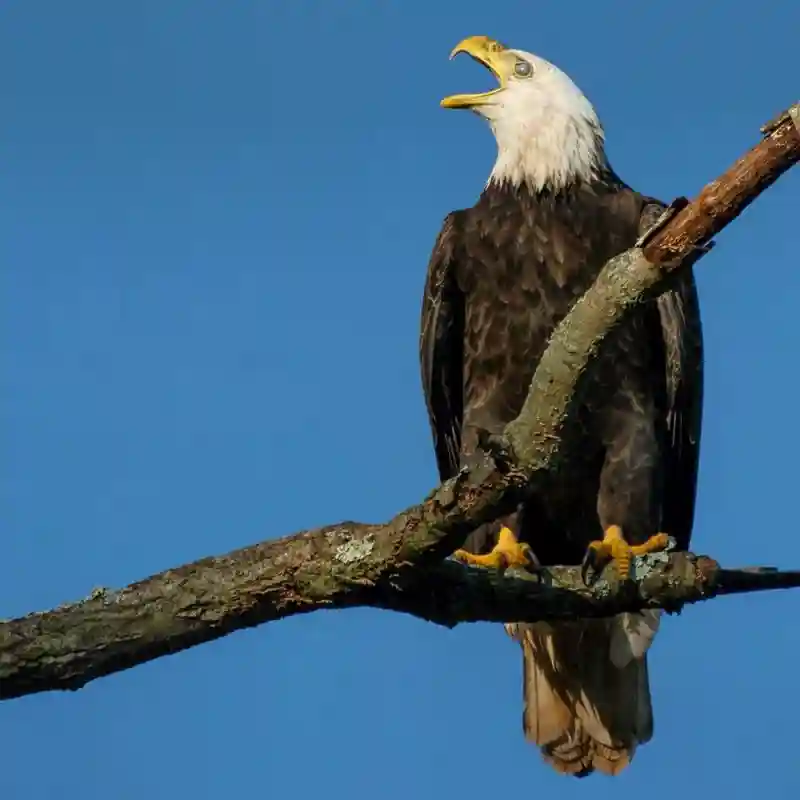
[[441, 36, 608, 191]]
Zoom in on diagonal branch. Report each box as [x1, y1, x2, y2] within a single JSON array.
[[2, 103, 799, 702]]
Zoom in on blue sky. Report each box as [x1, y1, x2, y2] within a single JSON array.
[[2, 1, 798, 797]]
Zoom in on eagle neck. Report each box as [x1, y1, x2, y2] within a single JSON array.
[[478, 172, 626, 211]]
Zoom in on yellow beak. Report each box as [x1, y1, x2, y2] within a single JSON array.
[[441, 35, 513, 109]]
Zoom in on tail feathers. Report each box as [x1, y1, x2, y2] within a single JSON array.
[[509, 616, 657, 778], [610, 610, 662, 668]]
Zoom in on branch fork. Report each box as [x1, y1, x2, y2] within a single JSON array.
[[2, 102, 799, 702]]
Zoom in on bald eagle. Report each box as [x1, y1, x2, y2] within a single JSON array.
[[420, 36, 703, 777]]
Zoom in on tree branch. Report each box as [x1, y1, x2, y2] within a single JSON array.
[[2, 103, 799, 702], [386, 555, 800, 626]]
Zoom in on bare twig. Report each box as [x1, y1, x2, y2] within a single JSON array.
[[643, 103, 800, 263], [2, 103, 798, 702]]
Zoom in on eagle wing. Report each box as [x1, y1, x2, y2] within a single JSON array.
[[640, 201, 704, 551], [419, 213, 465, 482]]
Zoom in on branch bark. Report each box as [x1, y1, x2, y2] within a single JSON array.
[[2, 103, 799, 702]]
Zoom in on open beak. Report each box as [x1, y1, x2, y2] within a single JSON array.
[[441, 35, 512, 109]]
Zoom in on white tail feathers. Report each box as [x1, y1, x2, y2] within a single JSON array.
[[609, 610, 662, 668], [507, 613, 658, 777]]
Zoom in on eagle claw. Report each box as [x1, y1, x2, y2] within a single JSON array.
[[581, 527, 672, 587], [581, 547, 605, 586], [453, 526, 535, 571]]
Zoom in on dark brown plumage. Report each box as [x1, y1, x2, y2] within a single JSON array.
[[419, 176, 703, 775]]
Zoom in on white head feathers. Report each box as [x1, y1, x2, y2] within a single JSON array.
[[442, 38, 610, 191], [481, 50, 608, 190]]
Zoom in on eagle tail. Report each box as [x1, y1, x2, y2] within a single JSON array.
[[510, 612, 660, 777]]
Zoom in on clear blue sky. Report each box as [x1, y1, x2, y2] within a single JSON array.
[[2, 2, 798, 797]]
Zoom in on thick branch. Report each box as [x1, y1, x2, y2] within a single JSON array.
[[2, 103, 799, 702], [3, 540, 800, 700]]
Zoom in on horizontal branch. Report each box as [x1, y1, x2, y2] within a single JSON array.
[[3, 538, 800, 700], [385, 555, 800, 626], [2, 102, 799, 702]]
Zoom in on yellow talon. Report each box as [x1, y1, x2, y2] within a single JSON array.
[[453, 526, 534, 570], [581, 525, 671, 585]]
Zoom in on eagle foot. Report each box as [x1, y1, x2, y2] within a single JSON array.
[[581, 525, 671, 586], [453, 526, 534, 570]]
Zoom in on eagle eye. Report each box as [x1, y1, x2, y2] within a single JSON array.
[[513, 59, 533, 78]]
